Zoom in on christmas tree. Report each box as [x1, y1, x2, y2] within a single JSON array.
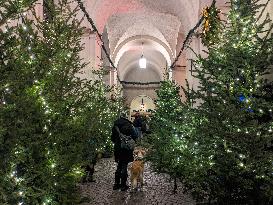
[[195, 0, 273, 204], [0, 1, 122, 204], [147, 0, 273, 203], [147, 81, 210, 199], [190, 0, 273, 203], [80, 73, 123, 162], [147, 81, 184, 174]]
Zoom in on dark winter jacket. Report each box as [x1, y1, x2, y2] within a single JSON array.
[[133, 116, 147, 132], [133, 116, 143, 128], [111, 117, 137, 162]]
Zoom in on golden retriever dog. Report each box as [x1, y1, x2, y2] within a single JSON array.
[[130, 147, 146, 191]]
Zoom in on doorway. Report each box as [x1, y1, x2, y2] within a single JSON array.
[[130, 95, 155, 121]]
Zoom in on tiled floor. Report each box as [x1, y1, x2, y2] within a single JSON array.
[[79, 158, 196, 205]]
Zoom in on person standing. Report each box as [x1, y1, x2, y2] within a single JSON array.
[[133, 111, 144, 138], [111, 113, 137, 191]]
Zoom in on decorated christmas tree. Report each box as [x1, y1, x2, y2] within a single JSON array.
[[147, 80, 184, 173], [147, 0, 273, 203], [0, 1, 122, 204], [190, 0, 273, 203], [80, 73, 123, 162], [147, 81, 209, 199]]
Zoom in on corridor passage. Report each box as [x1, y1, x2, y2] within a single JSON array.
[[79, 158, 195, 205]]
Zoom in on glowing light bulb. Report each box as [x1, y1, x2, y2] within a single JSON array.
[[139, 55, 146, 69]]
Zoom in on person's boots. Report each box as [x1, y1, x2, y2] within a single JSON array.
[[113, 172, 121, 190], [89, 165, 96, 182], [86, 165, 96, 182], [120, 175, 129, 191]]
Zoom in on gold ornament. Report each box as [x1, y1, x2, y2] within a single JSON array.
[[202, 5, 221, 36], [202, 6, 210, 34]]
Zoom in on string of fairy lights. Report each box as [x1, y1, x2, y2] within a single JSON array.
[[2, 2, 126, 203], [2, 0, 273, 203], [149, 1, 273, 189], [2, 2, 212, 201], [3, 10, 57, 205]]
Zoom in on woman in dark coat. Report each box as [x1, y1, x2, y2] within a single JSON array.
[[111, 115, 137, 191], [133, 111, 146, 138]]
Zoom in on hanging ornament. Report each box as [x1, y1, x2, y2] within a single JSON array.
[[203, 7, 210, 34], [201, 4, 221, 46]]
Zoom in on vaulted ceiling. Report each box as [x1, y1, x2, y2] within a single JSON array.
[[84, 0, 224, 82]]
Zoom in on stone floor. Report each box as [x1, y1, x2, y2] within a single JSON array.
[[79, 157, 196, 205]]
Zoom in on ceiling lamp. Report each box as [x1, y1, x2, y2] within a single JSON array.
[[139, 42, 146, 69], [139, 55, 146, 69]]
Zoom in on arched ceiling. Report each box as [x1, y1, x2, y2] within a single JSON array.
[[84, 0, 203, 82], [86, 0, 199, 32], [114, 38, 172, 68], [117, 45, 166, 82], [106, 12, 180, 56], [113, 23, 173, 60]]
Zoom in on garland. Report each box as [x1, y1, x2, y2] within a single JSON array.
[[120, 81, 162, 85], [76, 0, 121, 81]]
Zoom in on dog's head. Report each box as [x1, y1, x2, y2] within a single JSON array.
[[133, 147, 146, 160]]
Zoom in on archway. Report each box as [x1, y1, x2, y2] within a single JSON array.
[[130, 95, 155, 121]]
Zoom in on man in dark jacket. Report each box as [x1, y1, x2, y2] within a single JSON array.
[[111, 113, 137, 191], [133, 111, 145, 138]]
